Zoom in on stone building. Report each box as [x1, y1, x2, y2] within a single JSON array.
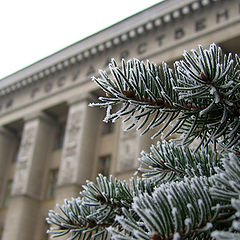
[[0, 0, 239, 239]]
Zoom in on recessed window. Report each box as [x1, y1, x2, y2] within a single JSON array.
[[54, 123, 65, 150], [101, 121, 114, 135], [13, 141, 20, 162], [46, 169, 58, 199], [97, 155, 111, 176]]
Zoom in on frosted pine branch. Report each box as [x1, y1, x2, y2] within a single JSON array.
[[109, 177, 218, 240], [90, 44, 240, 149], [138, 140, 222, 183], [48, 44, 240, 240], [47, 175, 155, 239]]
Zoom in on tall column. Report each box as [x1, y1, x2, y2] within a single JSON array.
[[116, 121, 152, 177], [56, 93, 100, 203], [0, 127, 17, 206], [2, 112, 56, 240]]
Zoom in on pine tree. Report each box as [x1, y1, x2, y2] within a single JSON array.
[[47, 43, 240, 240]]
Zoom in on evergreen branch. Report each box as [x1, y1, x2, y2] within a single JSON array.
[[47, 43, 240, 240], [109, 177, 220, 240], [210, 153, 240, 208], [47, 175, 155, 239], [174, 44, 240, 148], [47, 198, 111, 239], [211, 199, 240, 240], [208, 153, 240, 239], [138, 140, 222, 183], [90, 44, 240, 149]]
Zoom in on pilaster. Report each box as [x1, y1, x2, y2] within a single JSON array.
[[116, 121, 152, 176], [56, 93, 100, 201], [0, 127, 17, 207]]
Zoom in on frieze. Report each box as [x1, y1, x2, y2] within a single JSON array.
[[30, 71, 80, 99], [0, 2, 239, 116]]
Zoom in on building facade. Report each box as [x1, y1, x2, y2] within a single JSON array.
[[0, 0, 239, 239]]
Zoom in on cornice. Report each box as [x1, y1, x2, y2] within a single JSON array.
[[0, 0, 218, 96]]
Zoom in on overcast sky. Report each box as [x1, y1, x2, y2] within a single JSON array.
[[0, 0, 162, 80]]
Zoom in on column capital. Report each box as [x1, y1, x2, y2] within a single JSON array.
[[67, 93, 97, 106]]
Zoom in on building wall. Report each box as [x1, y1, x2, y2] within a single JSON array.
[[0, 0, 239, 239]]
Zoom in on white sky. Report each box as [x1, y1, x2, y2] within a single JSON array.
[[0, 0, 162, 80]]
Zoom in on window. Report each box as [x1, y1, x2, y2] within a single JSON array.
[[4, 180, 13, 207], [54, 123, 65, 150], [97, 155, 111, 176], [101, 121, 114, 135], [46, 169, 58, 199], [13, 149, 19, 162], [12, 138, 20, 162]]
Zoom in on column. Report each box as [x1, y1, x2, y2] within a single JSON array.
[[116, 121, 152, 176], [0, 127, 17, 207], [56, 93, 100, 203], [2, 112, 56, 240]]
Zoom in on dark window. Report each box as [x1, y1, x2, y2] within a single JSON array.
[[12, 138, 20, 162], [98, 155, 111, 176], [54, 123, 65, 150], [46, 169, 58, 199], [13, 145, 20, 162], [101, 121, 114, 135]]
